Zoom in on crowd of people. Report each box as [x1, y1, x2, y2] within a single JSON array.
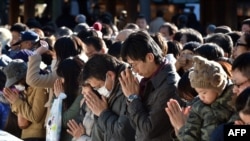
[[0, 9, 250, 141]]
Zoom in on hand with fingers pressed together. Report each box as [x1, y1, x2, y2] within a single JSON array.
[[34, 40, 49, 55], [3, 87, 20, 104], [67, 119, 86, 139], [54, 78, 64, 97], [118, 68, 140, 97], [84, 88, 108, 116], [165, 98, 191, 134]]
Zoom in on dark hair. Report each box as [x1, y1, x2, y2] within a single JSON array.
[[10, 23, 28, 33], [54, 35, 86, 63], [232, 52, 250, 79], [226, 31, 242, 47], [177, 70, 198, 102], [242, 32, 250, 50], [83, 36, 105, 52], [82, 54, 123, 82], [160, 22, 178, 36], [42, 23, 57, 37], [0, 70, 6, 90], [182, 41, 201, 52], [121, 31, 163, 64], [74, 23, 89, 34], [235, 87, 250, 112], [204, 33, 233, 57], [173, 30, 183, 42], [194, 43, 224, 61], [108, 41, 122, 59], [40, 37, 54, 66], [242, 18, 250, 26], [56, 56, 84, 109], [103, 38, 113, 49], [77, 29, 99, 41], [151, 32, 168, 56], [214, 25, 232, 34], [181, 28, 203, 43], [56, 26, 73, 37], [167, 40, 182, 59], [101, 23, 113, 38]]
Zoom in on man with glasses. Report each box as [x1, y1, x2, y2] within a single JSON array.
[[119, 31, 184, 141], [232, 32, 250, 60], [232, 52, 250, 96]]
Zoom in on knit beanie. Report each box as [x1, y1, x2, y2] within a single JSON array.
[[189, 55, 228, 95]]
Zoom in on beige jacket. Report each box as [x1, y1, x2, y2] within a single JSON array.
[[26, 54, 58, 123], [27, 54, 58, 88], [11, 87, 48, 139]]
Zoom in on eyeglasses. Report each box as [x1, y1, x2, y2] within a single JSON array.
[[235, 42, 248, 47], [232, 79, 249, 88]]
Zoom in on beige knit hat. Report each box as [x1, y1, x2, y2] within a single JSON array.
[[189, 55, 228, 94]]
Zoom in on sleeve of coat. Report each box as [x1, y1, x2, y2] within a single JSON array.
[[11, 88, 48, 123], [97, 96, 135, 140], [72, 135, 91, 141], [62, 94, 82, 128], [177, 102, 202, 141], [127, 83, 178, 139], [26, 54, 58, 88]]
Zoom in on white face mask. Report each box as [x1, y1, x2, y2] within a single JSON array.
[[96, 85, 111, 98], [96, 75, 113, 98], [14, 84, 25, 92]]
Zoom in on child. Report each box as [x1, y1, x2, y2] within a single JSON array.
[[166, 55, 236, 141], [3, 59, 48, 141]]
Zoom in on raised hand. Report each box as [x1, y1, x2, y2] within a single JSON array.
[[84, 89, 108, 116], [119, 68, 139, 97], [3, 87, 20, 104], [53, 79, 64, 97], [34, 40, 49, 55], [67, 119, 86, 139], [165, 99, 190, 133]]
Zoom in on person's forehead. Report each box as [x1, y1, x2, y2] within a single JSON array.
[[86, 77, 99, 83], [126, 57, 138, 63], [86, 77, 103, 86], [232, 69, 246, 80], [11, 31, 20, 37]]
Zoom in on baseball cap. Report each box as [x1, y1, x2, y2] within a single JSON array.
[[12, 30, 39, 46]]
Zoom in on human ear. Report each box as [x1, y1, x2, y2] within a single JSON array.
[[146, 53, 154, 62]]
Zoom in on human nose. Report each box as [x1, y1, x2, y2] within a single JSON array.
[[131, 67, 138, 74]]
